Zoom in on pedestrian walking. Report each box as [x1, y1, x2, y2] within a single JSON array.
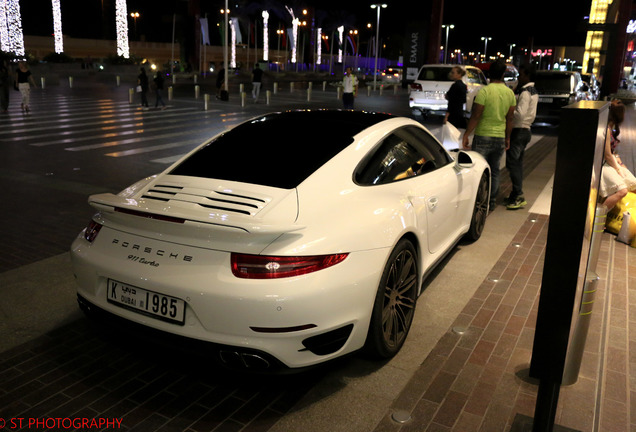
[[154, 70, 166, 109], [462, 60, 516, 212], [0, 59, 11, 113], [444, 66, 467, 129], [505, 63, 538, 210], [15, 61, 37, 113], [216, 68, 227, 100], [251, 63, 263, 102], [137, 67, 149, 108], [342, 67, 358, 110]]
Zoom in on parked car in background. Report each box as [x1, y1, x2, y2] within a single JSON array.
[[474, 63, 519, 90], [581, 73, 601, 100], [409, 64, 487, 117], [534, 71, 589, 122]]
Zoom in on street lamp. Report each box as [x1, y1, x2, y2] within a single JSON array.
[[481, 36, 492, 60], [508, 43, 516, 59], [130, 12, 139, 40], [442, 24, 454, 64], [370, 3, 387, 91]]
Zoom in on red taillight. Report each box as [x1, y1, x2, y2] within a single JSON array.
[[410, 83, 422, 91], [84, 220, 102, 243], [231, 253, 349, 279]]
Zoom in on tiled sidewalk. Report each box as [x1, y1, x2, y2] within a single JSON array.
[[371, 215, 636, 432]]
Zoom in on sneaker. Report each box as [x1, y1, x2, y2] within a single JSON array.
[[507, 196, 527, 210]]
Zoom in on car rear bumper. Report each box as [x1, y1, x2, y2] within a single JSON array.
[[70, 229, 388, 369]]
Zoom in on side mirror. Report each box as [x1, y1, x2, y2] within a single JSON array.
[[455, 151, 475, 169]]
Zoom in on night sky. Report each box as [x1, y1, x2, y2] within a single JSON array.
[[20, 0, 592, 55]]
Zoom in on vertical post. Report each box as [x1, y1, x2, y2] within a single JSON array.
[[524, 101, 608, 432], [168, 86, 173, 101], [195, 85, 200, 99], [68, 76, 73, 88], [116, 76, 120, 86], [307, 82, 312, 101], [204, 93, 210, 110], [129, 88, 134, 104], [266, 90, 271, 105], [40, 77, 45, 89]]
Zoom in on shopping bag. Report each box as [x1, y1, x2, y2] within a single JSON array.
[[136, 85, 142, 93], [617, 211, 636, 245], [606, 192, 636, 234], [441, 122, 461, 151]]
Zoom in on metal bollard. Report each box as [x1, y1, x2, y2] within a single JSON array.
[[195, 85, 200, 99], [394, 84, 398, 95], [266, 90, 271, 105], [40, 77, 45, 89], [116, 76, 120, 87], [204, 94, 210, 110], [172, 74, 176, 84], [379, 84, 383, 96], [168, 86, 173, 101], [129, 88, 134, 104], [323, 81, 327, 91], [307, 82, 312, 101], [367, 86, 371, 96], [290, 82, 294, 92], [68, 76, 73, 88], [241, 92, 246, 107], [337, 87, 342, 99], [239, 83, 244, 94], [194, 74, 198, 84]]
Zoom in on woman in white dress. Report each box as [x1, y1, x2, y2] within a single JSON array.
[[600, 99, 636, 210]]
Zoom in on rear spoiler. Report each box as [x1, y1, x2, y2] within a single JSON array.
[[89, 193, 305, 235]]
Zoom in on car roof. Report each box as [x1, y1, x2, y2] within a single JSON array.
[[169, 110, 397, 189]]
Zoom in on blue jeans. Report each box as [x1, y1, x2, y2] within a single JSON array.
[[472, 135, 505, 209], [506, 128, 531, 199]]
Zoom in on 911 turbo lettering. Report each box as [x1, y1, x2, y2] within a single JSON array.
[[112, 239, 193, 262]]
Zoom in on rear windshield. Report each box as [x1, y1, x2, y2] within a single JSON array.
[[169, 111, 393, 189], [417, 67, 452, 81], [535, 73, 573, 93]]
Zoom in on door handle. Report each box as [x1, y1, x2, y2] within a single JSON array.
[[428, 197, 438, 210]]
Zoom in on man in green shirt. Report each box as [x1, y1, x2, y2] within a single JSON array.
[[462, 60, 516, 212]]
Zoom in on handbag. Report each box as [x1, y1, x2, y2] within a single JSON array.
[[136, 85, 142, 93]]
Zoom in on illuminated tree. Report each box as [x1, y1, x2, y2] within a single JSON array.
[[51, 0, 63, 53], [1, 0, 24, 56], [115, 0, 129, 58], [0, 0, 9, 52]]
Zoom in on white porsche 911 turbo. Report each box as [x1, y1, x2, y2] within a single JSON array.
[[71, 110, 490, 371]]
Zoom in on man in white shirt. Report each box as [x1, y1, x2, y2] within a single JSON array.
[[505, 64, 538, 209], [342, 67, 358, 109]]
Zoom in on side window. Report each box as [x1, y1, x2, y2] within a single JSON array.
[[355, 126, 452, 186]]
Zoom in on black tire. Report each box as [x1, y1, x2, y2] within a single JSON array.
[[365, 239, 418, 358], [465, 171, 489, 241]]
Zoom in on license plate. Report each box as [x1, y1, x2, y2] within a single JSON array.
[[539, 97, 553, 103], [107, 279, 185, 325]]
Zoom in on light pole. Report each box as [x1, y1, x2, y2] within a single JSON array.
[[442, 24, 454, 64], [370, 3, 387, 91], [130, 12, 139, 40], [481, 36, 492, 61], [508, 43, 516, 60]]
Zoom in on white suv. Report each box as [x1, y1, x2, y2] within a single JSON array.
[[409, 65, 487, 117]]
